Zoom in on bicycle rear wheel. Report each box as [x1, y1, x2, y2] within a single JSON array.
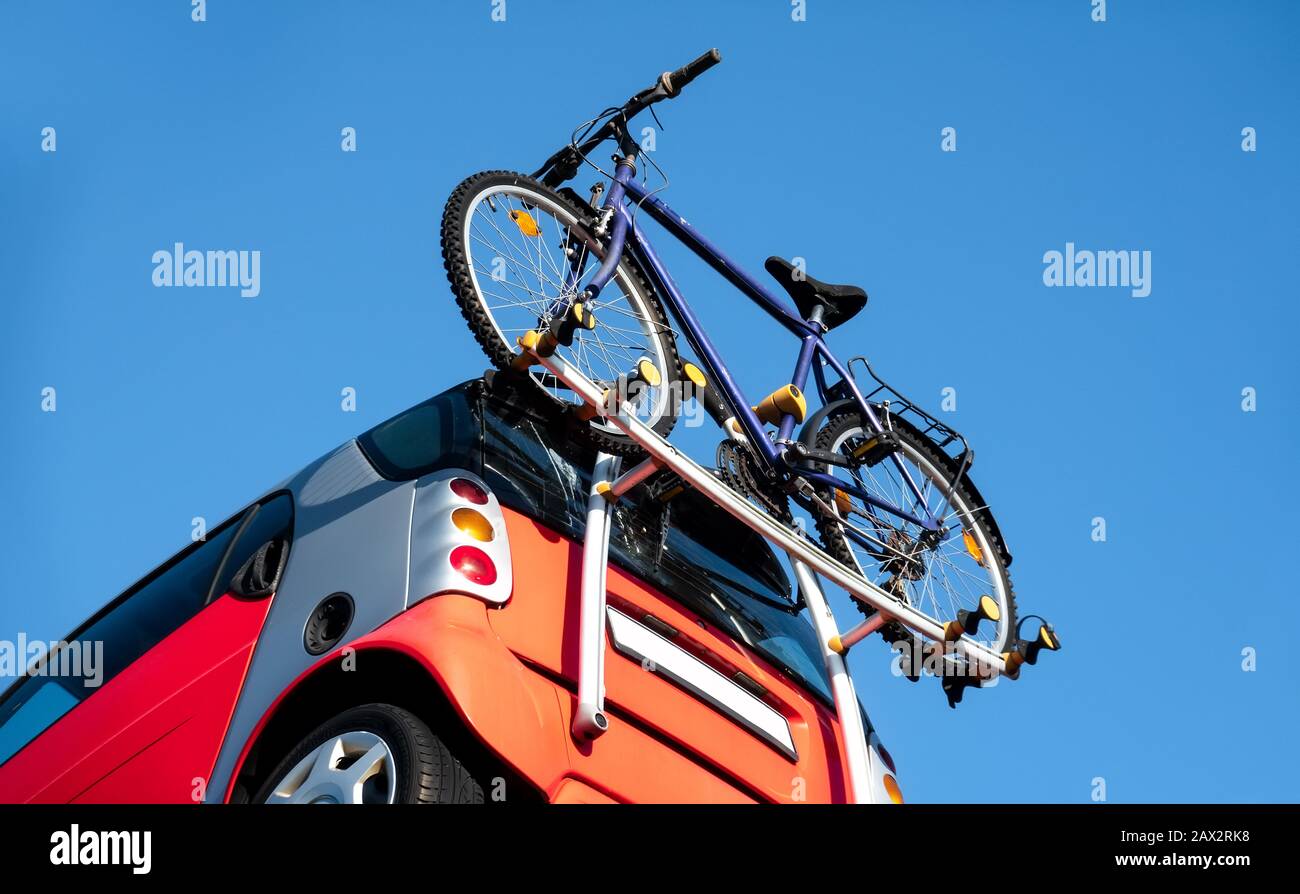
[[441, 170, 680, 455], [812, 411, 1018, 656]]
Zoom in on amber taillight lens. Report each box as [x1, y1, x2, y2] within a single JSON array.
[[451, 507, 495, 542], [882, 774, 904, 804]]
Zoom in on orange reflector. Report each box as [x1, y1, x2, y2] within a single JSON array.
[[833, 489, 853, 516], [882, 773, 904, 804], [962, 529, 985, 566], [451, 507, 495, 542], [509, 209, 541, 237]]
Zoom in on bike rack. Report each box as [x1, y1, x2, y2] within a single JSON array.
[[522, 337, 1049, 802], [523, 340, 1014, 672], [572, 452, 620, 741], [572, 446, 875, 800]]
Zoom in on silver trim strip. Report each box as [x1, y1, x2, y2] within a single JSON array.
[[606, 607, 797, 761]]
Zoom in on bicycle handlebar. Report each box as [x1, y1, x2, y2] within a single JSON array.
[[535, 48, 722, 186], [659, 48, 721, 98]]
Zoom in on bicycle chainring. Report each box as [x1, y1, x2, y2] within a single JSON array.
[[715, 439, 792, 525]]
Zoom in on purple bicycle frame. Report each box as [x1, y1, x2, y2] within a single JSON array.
[[581, 163, 940, 533]]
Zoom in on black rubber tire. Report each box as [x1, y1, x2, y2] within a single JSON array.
[[441, 169, 681, 456], [812, 411, 1018, 654], [252, 703, 484, 805]]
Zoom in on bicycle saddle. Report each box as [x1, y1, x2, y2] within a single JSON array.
[[764, 257, 868, 330]]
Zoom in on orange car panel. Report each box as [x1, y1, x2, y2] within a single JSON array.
[[487, 509, 850, 803]]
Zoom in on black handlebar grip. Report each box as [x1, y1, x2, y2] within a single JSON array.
[[662, 48, 722, 96]]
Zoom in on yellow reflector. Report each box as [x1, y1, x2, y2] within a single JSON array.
[[636, 358, 662, 387], [451, 507, 495, 542], [962, 530, 985, 566], [882, 773, 904, 804], [509, 209, 541, 237], [682, 362, 707, 389], [978, 594, 1001, 623], [1040, 627, 1059, 650]]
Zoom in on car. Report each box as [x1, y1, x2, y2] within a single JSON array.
[[0, 379, 901, 804]]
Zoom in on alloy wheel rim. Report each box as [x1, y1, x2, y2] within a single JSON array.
[[264, 731, 397, 804]]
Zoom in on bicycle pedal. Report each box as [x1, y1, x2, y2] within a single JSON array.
[[849, 429, 899, 467]]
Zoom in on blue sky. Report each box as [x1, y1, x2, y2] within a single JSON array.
[[2, 1, 1297, 803]]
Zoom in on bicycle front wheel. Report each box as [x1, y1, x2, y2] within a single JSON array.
[[441, 170, 680, 455]]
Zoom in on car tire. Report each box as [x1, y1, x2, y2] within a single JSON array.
[[252, 703, 484, 804]]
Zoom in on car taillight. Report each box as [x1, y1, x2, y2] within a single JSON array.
[[878, 743, 897, 775], [451, 507, 495, 542], [449, 477, 489, 504], [882, 773, 904, 804], [449, 545, 497, 586]]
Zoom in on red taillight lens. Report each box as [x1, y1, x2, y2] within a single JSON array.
[[449, 478, 488, 505], [878, 743, 897, 775], [449, 545, 497, 586]]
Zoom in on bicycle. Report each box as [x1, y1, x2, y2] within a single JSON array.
[[441, 49, 1023, 658]]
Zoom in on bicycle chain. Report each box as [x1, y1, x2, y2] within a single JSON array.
[[715, 439, 792, 524]]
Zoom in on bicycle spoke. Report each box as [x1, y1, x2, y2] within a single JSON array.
[[825, 422, 1009, 650]]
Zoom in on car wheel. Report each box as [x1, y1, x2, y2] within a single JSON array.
[[253, 703, 484, 804]]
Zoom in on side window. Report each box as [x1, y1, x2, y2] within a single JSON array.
[[0, 494, 292, 767], [67, 517, 244, 691]]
